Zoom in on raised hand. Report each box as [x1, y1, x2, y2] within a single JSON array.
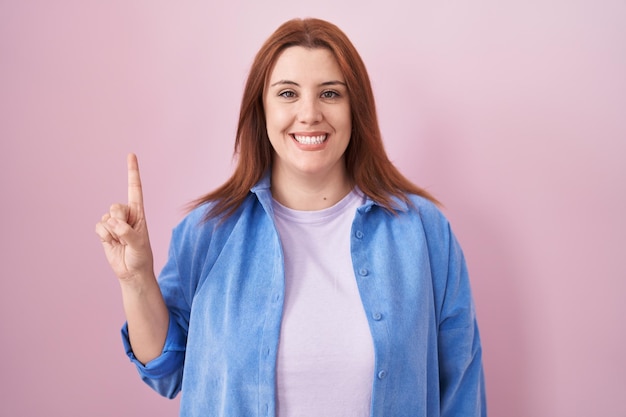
[[96, 153, 154, 283]]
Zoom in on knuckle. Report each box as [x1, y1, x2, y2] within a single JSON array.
[[109, 203, 129, 219]]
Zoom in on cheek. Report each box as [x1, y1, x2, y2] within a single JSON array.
[[265, 106, 289, 133], [336, 108, 352, 133], [337, 103, 351, 124], [265, 111, 285, 147]]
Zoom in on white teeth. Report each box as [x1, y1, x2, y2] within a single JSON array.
[[293, 134, 327, 145]]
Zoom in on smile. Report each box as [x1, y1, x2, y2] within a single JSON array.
[[292, 134, 327, 145]]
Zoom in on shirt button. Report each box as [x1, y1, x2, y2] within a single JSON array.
[[372, 312, 383, 321], [355, 230, 364, 239], [359, 268, 369, 276], [378, 370, 387, 379]]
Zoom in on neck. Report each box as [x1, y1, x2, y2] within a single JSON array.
[[270, 165, 352, 211]]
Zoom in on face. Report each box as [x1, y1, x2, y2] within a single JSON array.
[[264, 46, 351, 183]]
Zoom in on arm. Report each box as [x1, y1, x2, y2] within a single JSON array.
[[437, 225, 487, 416]]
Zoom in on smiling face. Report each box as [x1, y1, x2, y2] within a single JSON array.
[[264, 46, 352, 187]]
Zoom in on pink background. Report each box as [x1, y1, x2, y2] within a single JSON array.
[[1, 1, 625, 416]]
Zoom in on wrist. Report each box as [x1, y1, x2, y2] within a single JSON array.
[[118, 269, 157, 296]]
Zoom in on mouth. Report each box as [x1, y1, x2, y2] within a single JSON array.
[[292, 134, 328, 145]]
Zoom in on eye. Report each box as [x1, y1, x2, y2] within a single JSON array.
[[278, 90, 296, 99], [321, 90, 340, 99]]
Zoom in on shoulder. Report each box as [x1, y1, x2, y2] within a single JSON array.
[[361, 192, 448, 227], [401, 194, 455, 248], [173, 203, 216, 236], [399, 194, 450, 230], [166, 204, 217, 260], [359, 192, 453, 244], [406, 194, 445, 218], [171, 193, 266, 243]]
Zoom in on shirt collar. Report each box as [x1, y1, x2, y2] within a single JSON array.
[[250, 171, 272, 194]]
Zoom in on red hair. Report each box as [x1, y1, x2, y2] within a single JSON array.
[[192, 18, 438, 220]]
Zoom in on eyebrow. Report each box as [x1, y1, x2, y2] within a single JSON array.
[[269, 80, 347, 88]]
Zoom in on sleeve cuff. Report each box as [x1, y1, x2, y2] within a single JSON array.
[[121, 311, 186, 380]]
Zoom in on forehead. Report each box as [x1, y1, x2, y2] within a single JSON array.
[[268, 46, 344, 82]]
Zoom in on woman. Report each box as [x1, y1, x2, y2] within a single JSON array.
[[96, 17, 486, 417]]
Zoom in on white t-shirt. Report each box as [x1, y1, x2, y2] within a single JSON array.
[[273, 190, 375, 417]]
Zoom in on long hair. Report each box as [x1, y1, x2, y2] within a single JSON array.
[[191, 18, 438, 220]]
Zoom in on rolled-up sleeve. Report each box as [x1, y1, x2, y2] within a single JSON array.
[[121, 309, 187, 398]]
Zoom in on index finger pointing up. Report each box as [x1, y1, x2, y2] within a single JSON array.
[[127, 153, 144, 207]]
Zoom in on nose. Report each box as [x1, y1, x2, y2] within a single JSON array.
[[297, 95, 322, 124]]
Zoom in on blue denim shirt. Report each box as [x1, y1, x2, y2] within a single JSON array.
[[122, 175, 486, 416]]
